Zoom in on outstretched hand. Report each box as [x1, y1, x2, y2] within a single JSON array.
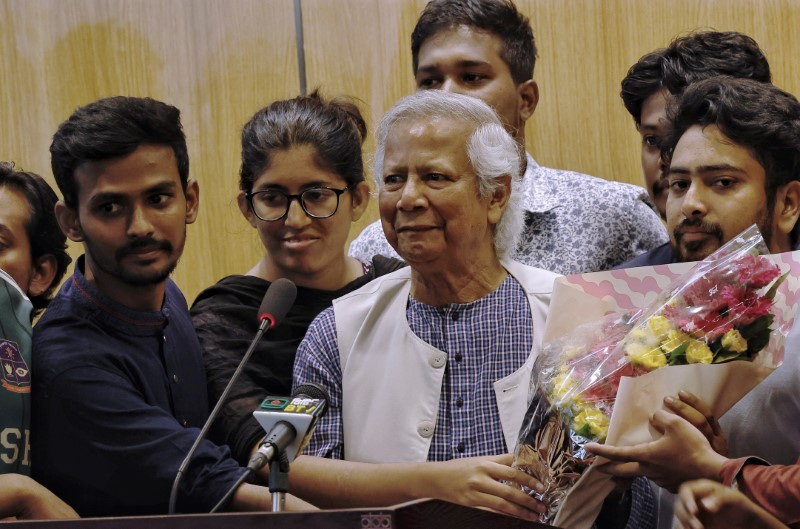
[[422, 454, 547, 521], [585, 409, 729, 492], [676, 479, 788, 529]]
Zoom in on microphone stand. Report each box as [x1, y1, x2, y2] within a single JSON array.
[[269, 451, 291, 512], [167, 315, 274, 514]]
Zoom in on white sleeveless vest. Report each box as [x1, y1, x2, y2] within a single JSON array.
[[333, 259, 557, 463]]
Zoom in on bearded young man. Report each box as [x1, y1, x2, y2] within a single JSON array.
[[31, 96, 311, 516], [592, 77, 800, 528]]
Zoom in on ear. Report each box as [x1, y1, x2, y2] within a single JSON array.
[[348, 182, 371, 222], [26, 254, 58, 299], [55, 201, 84, 242], [184, 179, 200, 224], [237, 191, 259, 228], [487, 174, 512, 225], [774, 180, 800, 249], [517, 79, 539, 122]]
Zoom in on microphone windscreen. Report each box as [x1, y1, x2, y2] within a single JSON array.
[[292, 383, 330, 407], [258, 278, 297, 326]]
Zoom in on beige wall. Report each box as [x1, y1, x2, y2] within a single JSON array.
[[3, 0, 800, 302]]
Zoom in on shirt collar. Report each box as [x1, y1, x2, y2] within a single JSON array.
[[70, 255, 171, 333], [521, 153, 561, 213]]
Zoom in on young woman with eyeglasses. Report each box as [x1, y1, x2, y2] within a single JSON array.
[[190, 93, 403, 465]]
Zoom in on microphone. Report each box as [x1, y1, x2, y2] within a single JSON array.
[[256, 277, 296, 332], [167, 278, 297, 514], [248, 383, 330, 471], [209, 387, 329, 514]]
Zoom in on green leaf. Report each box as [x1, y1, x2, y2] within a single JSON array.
[[667, 341, 689, 366], [765, 271, 789, 301], [574, 423, 591, 438], [713, 346, 746, 363], [746, 330, 772, 357], [738, 315, 774, 340]]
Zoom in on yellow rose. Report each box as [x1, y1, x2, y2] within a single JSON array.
[[551, 370, 576, 405], [721, 329, 748, 354], [564, 346, 586, 360], [629, 327, 650, 341], [573, 408, 610, 439], [686, 340, 713, 364], [648, 315, 672, 339], [625, 340, 668, 370], [661, 329, 690, 354]]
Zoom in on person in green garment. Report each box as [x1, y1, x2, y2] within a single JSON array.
[[0, 162, 75, 519]]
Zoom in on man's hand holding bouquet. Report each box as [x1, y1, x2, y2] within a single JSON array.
[[512, 226, 800, 528]]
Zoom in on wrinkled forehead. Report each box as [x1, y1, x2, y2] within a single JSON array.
[[385, 117, 475, 165], [387, 115, 476, 144]]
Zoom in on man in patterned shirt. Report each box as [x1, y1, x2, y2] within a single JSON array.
[[288, 90, 657, 528], [348, 0, 667, 275]]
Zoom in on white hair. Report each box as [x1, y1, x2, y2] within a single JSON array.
[[374, 90, 523, 258]]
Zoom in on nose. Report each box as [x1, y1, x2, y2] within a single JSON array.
[[440, 77, 462, 94], [127, 205, 155, 238], [284, 197, 311, 228], [680, 182, 708, 219], [396, 177, 427, 211]]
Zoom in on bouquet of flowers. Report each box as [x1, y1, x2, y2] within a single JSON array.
[[512, 226, 792, 524]]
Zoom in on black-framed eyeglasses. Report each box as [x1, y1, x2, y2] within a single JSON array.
[[246, 184, 353, 222]]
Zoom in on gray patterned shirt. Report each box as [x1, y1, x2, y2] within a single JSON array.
[[349, 154, 668, 275]]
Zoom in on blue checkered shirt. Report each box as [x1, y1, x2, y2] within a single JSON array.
[[293, 274, 533, 460]]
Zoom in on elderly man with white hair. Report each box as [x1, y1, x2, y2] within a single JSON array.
[[287, 90, 555, 520]]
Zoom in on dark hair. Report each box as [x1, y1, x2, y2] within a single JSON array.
[[239, 91, 367, 193], [0, 162, 71, 315], [661, 77, 800, 239], [50, 96, 189, 208], [621, 31, 771, 125], [411, 0, 537, 85]]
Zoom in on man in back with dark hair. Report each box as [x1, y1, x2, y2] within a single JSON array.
[[349, 0, 668, 275], [0, 162, 75, 520], [31, 96, 311, 516], [620, 31, 771, 219], [619, 69, 798, 268]]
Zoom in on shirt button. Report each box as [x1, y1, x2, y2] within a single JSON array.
[[455, 353, 463, 362], [452, 311, 459, 321], [163, 335, 167, 343], [429, 354, 447, 369], [417, 421, 435, 438], [182, 419, 188, 427], [172, 374, 179, 384], [457, 442, 465, 453], [456, 398, 463, 408]]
